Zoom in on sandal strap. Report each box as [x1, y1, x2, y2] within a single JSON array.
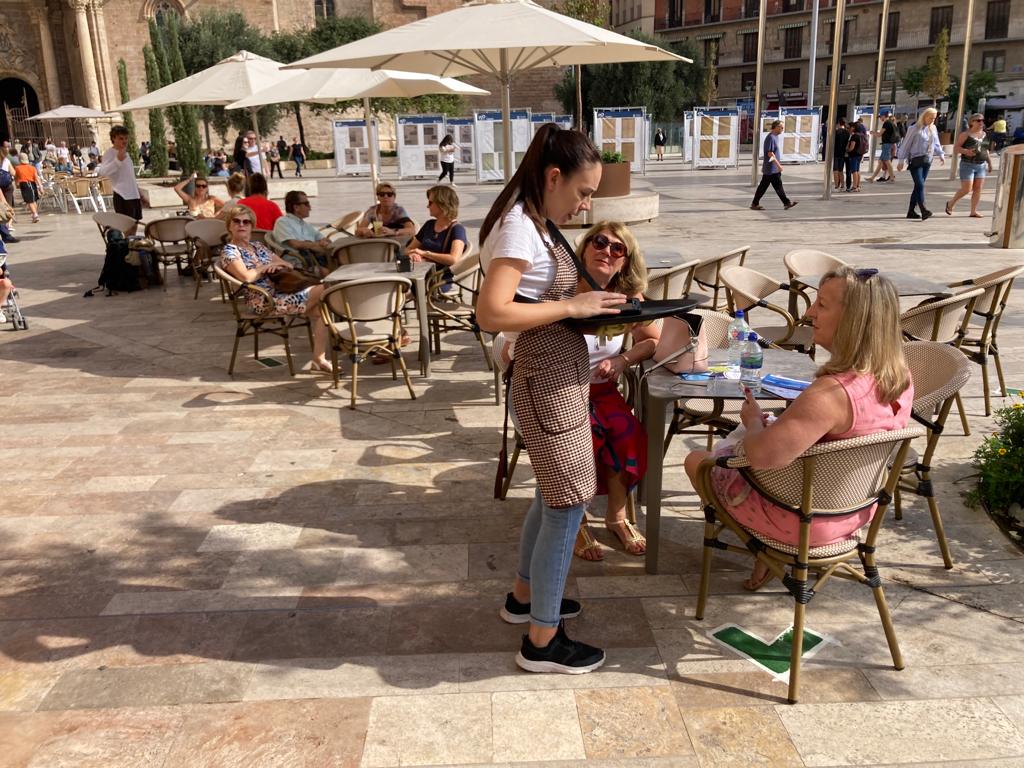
[[606, 518, 645, 545]]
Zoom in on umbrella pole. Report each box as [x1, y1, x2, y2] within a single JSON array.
[[500, 50, 514, 183], [575, 65, 583, 131], [365, 96, 380, 192], [250, 108, 264, 176]]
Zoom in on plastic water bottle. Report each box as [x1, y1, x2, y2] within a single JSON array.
[[740, 332, 764, 393], [726, 310, 750, 378]]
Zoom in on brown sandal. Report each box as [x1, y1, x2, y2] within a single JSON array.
[[574, 520, 604, 561], [606, 518, 646, 556]]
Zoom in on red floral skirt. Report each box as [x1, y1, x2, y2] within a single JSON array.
[[589, 380, 647, 496]]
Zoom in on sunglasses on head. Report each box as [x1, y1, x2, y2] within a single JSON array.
[[377, 190, 395, 198], [854, 267, 879, 281], [590, 233, 628, 259], [231, 218, 252, 226]]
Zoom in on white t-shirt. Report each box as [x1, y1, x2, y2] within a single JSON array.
[[440, 145, 457, 163], [97, 147, 140, 200], [245, 145, 262, 174], [56, 146, 70, 161], [480, 202, 556, 300], [585, 333, 625, 382]]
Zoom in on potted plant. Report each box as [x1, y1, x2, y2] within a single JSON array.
[[594, 150, 631, 198], [967, 395, 1024, 549]]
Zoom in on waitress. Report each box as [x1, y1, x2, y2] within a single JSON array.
[[478, 124, 625, 674]]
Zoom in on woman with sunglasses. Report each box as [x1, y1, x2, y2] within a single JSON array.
[[683, 267, 913, 591], [219, 205, 331, 373], [173, 172, 225, 219], [355, 183, 416, 240], [945, 113, 993, 218], [479, 124, 625, 675]]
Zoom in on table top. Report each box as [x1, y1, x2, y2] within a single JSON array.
[[324, 261, 433, 282], [645, 348, 820, 401], [645, 251, 692, 274], [795, 271, 950, 297]]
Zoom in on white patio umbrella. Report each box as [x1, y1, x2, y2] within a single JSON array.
[[285, 0, 689, 180], [225, 68, 490, 188], [28, 105, 109, 120], [111, 51, 294, 170]]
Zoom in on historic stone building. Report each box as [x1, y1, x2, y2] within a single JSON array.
[[0, 0, 565, 150]]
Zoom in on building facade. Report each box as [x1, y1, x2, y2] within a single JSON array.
[[612, 0, 1024, 118]]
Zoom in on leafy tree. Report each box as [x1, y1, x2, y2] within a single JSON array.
[[557, 0, 607, 26], [948, 70, 998, 113], [116, 59, 140, 165], [922, 28, 950, 103], [899, 65, 926, 97], [143, 46, 169, 176]]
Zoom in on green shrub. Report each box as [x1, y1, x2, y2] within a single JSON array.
[[968, 396, 1024, 520], [305, 150, 334, 161], [601, 150, 624, 164]]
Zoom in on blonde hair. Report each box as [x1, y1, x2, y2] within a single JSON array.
[[577, 220, 647, 296], [916, 107, 938, 129], [226, 172, 246, 197], [228, 204, 256, 226], [427, 184, 459, 220], [816, 266, 910, 403], [375, 182, 396, 196]]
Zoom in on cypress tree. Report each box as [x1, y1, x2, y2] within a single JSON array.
[[163, 14, 204, 175], [143, 45, 169, 177], [116, 60, 140, 166]]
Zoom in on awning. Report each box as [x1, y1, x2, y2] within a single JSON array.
[[778, 21, 808, 29], [986, 97, 1024, 109], [695, 32, 724, 40]]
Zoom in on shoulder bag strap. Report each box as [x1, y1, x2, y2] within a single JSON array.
[[545, 218, 602, 292], [493, 359, 514, 499]]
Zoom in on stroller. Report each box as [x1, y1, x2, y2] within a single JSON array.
[[0, 247, 28, 331]]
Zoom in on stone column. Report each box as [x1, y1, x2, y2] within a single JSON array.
[[30, 6, 63, 110], [88, 1, 114, 110], [68, 0, 103, 110]]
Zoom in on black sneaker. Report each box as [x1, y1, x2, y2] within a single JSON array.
[[516, 620, 605, 674], [499, 592, 581, 625]]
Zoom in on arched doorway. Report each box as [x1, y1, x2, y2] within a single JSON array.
[[0, 78, 40, 143]]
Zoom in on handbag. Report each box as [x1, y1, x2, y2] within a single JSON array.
[[908, 155, 930, 170], [653, 314, 709, 373], [269, 267, 320, 293]]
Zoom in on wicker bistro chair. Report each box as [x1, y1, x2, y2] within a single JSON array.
[[646, 258, 700, 301], [694, 424, 925, 703], [64, 176, 99, 214], [783, 249, 848, 319], [899, 286, 984, 435], [185, 219, 228, 300], [895, 342, 973, 569], [334, 238, 401, 265], [144, 216, 195, 291], [93, 212, 140, 244], [213, 263, 312, 376], [425, 253, 494, 369], [692, 245, 750, 311], [319, 210, 363, 240], [95, 177, 114, 212], [947, 265, 1024, 416], [721, 265, 815, 352], [319, 277, 416, 409]]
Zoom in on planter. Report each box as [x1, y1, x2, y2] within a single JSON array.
[[595, 161, 631, 198]]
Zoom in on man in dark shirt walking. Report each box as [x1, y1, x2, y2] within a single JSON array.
[[751, 120, 797, 211]]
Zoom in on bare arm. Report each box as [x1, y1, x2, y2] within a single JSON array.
[[409, 238, 465, 267], [173, 177, 193, 205]]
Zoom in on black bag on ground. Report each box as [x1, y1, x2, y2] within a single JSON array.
[[85, 229, 140, 296]]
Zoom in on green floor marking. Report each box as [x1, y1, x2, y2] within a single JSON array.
[[710, 624, 830, 679], [256, 357, 284, 368]]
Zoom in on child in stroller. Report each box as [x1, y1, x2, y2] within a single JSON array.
[[0, 240, 27, 330]]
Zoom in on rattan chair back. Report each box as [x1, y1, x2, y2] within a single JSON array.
[[145, 216, 193, 248], [185, 218, 228, 248], [93, 211, 139, 241], [899, 287, 984, 343], [689, 308, 733, 349], [692, 245, 750, 310], [335, 238, 400, 265], [783, 249, 848, 281], [904, 341, 972, 415], [646, 258, 699, 301]]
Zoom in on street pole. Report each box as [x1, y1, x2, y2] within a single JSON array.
[[808, 0, 819, 109], [822, 0, 847, 200], [751, 0, 768, 186], [950, 0, 976, 179], [868, 0, 890, 176]]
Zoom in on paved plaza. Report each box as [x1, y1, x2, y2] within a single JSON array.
[[1, 157, 1023, 767]]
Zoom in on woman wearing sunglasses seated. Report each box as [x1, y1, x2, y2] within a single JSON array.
[[174, 172, 225, 219], [355, 182, 416, 240], [683, 267, 914, 591], [497, 221, 660, 560]]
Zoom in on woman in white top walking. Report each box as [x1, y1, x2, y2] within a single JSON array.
[[437, 134, 459, 184]]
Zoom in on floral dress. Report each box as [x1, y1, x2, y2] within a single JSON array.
[[220, 241, 311, 315]]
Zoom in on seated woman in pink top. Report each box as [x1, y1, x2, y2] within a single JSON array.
[[684, 266, 914, 591]]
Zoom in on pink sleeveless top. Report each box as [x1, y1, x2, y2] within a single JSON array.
[[711, 371, 913, 547]]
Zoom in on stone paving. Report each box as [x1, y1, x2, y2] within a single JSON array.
[[1, 156, 1023, 767]]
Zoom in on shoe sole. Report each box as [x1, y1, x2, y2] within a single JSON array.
[[515, 651, 605, 674], [499, 606, 582, 625]]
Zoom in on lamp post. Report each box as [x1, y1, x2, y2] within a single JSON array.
[[869, 0, 891, 177], [950, 0, 977, 180]]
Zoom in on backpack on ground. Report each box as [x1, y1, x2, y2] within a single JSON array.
[[85, 229, 140, 296]]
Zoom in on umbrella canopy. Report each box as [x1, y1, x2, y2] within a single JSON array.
[[110, 50, 291, 111], [28, 105, 109, 120], [286, 0, 689, 179], [225, 68, 489, 109]]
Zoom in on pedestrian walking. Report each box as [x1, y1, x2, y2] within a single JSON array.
[[990, 115, 1007, 152], [870, 113, 898, 182], [845, 120, 868, 191], [267, 143, 283, 179], [437, 133, 459, 184], [896, 107, 944, 220], [946, 113, 992, 218], [653, 127, 666, 161], [290, 138, 305, 178], [750, 121, 797, 211], [832, 118, 850, 192]]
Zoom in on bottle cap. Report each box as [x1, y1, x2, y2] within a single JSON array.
[[735, 310, 745, 318], [747, 332, 758, 341]]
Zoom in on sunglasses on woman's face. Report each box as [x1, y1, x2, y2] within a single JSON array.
[[377, 190, 395, 198], [231, 218, 252, 226], [590, 233, 628, 259], [195, 183, 208, 189]]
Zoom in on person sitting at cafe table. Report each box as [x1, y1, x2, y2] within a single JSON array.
[[683, 266, 914, 591], [174, 172, 225, 219], [355, 182, 415, 240], [405, 185, 468, 267], [238, 172, 283, 231], [273, 190, 336, 270]]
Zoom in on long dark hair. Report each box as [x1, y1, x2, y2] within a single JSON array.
[[479, 123, 600, 245], [439, 133, 454, 148]]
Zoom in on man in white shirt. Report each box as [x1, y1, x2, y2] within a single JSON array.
[[244, 134, 263, 176], [56, 141, 70, 163], [97, 125, 142, 220]]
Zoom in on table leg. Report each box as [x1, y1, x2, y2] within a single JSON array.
[[414, 275, 430, 377], [643, 383, 667, 574]]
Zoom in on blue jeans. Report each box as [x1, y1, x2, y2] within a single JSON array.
[[909, 160, 931, 210], [516, 488, 587, 628]]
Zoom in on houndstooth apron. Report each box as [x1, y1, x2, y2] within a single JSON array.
[[511, 236, 596, 509]]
